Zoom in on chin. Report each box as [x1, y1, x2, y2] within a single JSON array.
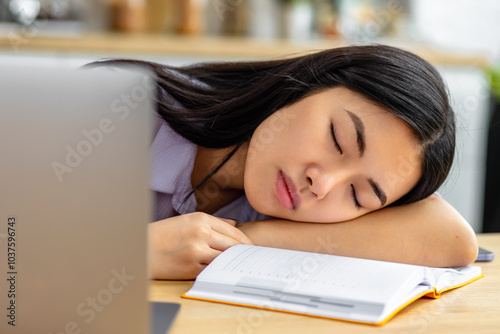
[[246, 194, 275, 217]]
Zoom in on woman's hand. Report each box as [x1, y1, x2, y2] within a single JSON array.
[[148, 212, 253, 280]]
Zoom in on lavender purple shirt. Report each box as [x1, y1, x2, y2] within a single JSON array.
[[150, 115, 272, 223]]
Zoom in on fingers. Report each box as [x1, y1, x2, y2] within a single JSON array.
[[219, 218, 237, 226], [198, 247, 222, 265], [219, 218, 242, 228], [207, 232, 242, 252], [210, 218, 254, 246], [148, 213, 255, 279]]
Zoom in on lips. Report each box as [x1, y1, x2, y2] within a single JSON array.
[[275, 171, 301, 210]]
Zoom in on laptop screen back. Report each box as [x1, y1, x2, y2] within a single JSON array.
[[0, 65, 154, 334]]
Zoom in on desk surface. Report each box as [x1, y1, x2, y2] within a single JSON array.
[[149, 234, 500, 334]]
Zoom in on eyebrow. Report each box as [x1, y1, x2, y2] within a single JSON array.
[[344, 109, 366, 157], [368, 178, 387, 207], [344, 109, 387, 207]]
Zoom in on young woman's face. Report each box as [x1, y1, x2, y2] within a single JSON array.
[[243, 87, 422, 222]]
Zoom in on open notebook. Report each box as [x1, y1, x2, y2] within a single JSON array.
[[183, 245, 483, 325]]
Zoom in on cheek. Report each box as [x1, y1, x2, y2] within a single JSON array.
[[249, 129, 285, 157], [248, 108, 303, 158], [243, 170, 275, 216], [243, 149, 271, 204]]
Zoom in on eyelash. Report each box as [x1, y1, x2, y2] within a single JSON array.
[[330, 124, 343, 154], [351, 184, 362, 209], [331, 124, 359, 209]]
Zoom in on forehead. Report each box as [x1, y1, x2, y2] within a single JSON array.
[[327, 87, 388, 112]]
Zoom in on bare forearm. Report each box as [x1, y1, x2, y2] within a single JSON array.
[[239, 195, 478, 267]]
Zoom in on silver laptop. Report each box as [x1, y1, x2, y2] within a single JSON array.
[[0, 64, 178, 334]]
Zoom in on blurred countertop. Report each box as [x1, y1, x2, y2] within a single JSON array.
[[0, 31, 490, 68]]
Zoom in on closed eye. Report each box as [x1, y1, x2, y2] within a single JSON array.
[[351, 184, 362, 209], [330, 124, 343, 154]]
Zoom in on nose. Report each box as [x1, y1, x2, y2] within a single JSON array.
[[304, 165, 341, 200]]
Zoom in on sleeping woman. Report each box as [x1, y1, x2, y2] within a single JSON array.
[[89, 44, 478, 280]]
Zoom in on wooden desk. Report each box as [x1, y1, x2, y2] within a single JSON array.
[[149, 234, 500, 334]]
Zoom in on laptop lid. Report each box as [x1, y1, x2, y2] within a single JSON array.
[[0, 64, 155, 334]]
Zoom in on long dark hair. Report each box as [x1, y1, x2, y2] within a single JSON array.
[[88, 44, 455, 207]]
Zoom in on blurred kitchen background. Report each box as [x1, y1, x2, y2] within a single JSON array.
[[1, 0, 499, 233]]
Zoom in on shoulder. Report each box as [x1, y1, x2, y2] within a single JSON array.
[[151, 118, 197, 190]]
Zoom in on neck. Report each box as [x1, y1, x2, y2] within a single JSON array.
[[190, 143, 249, 214], [191, 142, 248, 191]]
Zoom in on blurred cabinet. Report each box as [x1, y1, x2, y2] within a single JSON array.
[[146, 0, 177, 33], [437, 67, 490, 232]]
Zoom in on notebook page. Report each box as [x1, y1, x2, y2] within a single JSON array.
[[430, 266, 482, 292], [195, 245, 425, 304]]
